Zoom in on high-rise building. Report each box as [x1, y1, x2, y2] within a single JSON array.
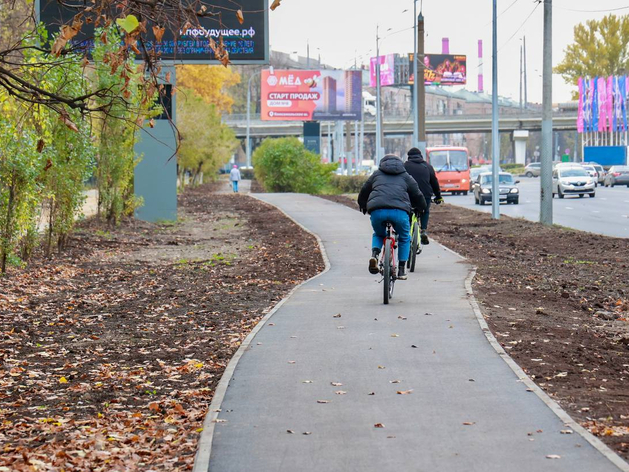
[[323, 76, 337, 113], [344, 71, 362, 114]]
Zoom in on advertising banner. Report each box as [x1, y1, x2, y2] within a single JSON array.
[[37, 0, 269, 64], [409, 53, 467, 85], [369, 54, 396, 87], [261, 69, 362, 121]]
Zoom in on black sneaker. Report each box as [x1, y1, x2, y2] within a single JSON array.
[[420, 232, 429, 245], [398, 265, 408, 280], [368, 257, 379, 274]]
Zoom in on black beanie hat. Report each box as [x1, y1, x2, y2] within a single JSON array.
[[408, 147, 422, 157]]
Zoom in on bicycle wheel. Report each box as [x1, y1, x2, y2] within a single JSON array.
[[383, 240, 391, 305], [409, 222, 419, 273]]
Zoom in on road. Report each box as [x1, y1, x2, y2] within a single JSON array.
[[199, 194, 624, 472], [446, 177, 629, 238]]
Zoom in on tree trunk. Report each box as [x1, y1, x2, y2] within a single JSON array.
[[1, 175, 16, 274]]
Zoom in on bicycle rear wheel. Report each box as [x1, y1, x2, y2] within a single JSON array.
[[409, 222, 419, 273], [383, 241, 391, 305]]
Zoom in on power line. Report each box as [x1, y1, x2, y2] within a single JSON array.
[[499, 1, 541, 52], [553, 4, 629, 13]]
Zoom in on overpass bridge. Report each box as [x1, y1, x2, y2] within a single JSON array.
[[224, 112, 578, 138]]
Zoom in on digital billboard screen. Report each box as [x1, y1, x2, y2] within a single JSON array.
[[37, 0, 269, 64], [261, 70, 362, 121], [409, 53, 467, 85]]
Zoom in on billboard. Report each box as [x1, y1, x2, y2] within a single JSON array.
[[37, 0, 269, 64], [261, 70, 362, 121], [409, 54, 467, 85], [369, 54, 396, 87]]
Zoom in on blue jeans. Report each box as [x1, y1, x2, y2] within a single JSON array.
[[420, 201, 431, 232], [232, 180, 239, 192], [370, 209, 411, 263]]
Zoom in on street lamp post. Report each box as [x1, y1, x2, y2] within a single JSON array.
[[246, 72, 257, 168], [246, 67, 272, 168], [413, 0, 419, 148], [376, 25, 382, 166]]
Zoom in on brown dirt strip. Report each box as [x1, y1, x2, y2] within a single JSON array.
[[318, 194, 629, 461], [0, 185, 323, 471]]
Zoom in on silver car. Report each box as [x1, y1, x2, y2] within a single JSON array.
[[603, 166, 629, 187], [524, 162, 541, 177], [552, 166, 596, 198]]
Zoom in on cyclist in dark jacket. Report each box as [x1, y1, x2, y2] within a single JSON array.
[[358, 154, 426, 280], [404, 148, 444, 245]]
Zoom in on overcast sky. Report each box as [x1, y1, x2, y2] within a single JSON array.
[[267, 0, 629, 104]]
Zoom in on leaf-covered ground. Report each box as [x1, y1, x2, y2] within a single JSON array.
[[319, 195, 629, 461], [0, 186, 324, 471]]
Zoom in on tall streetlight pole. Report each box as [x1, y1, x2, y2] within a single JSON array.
[[417, 11, 426, 155], [491, 0, 500, 219], [540, 0, 553, 225], [412, 0, 419, 148], [246, 67, 272, 168], [376, 25, 383, 165], [246, 72, 256, 168]]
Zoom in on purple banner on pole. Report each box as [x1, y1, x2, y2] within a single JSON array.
[[597, 77, 607, 132], [578, 77, 584, 133]]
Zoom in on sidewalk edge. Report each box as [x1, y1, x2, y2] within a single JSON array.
[[192, 194, 331, 472], [442, 240, 629, 471]]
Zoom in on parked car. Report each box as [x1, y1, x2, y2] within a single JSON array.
[[581, 165, 599, 186], [473, 172, 520, 205], [552, 166, 595, 198], [524, 162, 541, 177], [603, 166, 629, 187]]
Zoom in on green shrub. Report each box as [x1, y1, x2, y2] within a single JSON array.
[[501, 163, 526, 175], [253, 137, 336, 193], [328, 175, 368, 194]]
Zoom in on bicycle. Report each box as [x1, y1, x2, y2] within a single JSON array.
[[407, 197, 442, 272], [407, 212, 422, 273], [380, 222, 397, 305]]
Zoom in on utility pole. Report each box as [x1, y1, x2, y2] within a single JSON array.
[[417, 12, 426, 155], [519, 44, 523, 110], [375, 25, 383, 165], [523, 36, 528, 109], [491, 0, 500, 220], [540, 0, 553, 225], [246, 72, 257, 168], [306, 40, 310, 69], [412, 0, 419, 148]]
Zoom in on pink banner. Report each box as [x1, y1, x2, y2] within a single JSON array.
[[578, 77, 584, 133], [607, 76, 614, 132], [598, 77, 607, 132], [369, 54, 395, 87]]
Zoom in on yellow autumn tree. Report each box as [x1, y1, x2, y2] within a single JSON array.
[[176, 65, 241, 113]]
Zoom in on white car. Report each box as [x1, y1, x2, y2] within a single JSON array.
[[552, 166, 596, 198], [581, 165, 599, 186]]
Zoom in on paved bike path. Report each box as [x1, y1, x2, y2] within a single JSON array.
[[205, 193, 622, 472]]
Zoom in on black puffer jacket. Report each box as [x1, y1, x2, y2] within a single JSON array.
[[358, 155, 426, 215], [404, 150, 442, 200]]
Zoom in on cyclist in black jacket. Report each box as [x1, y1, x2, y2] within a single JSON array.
[[404, 148, 444, 245], [358, 154, 426, 280]]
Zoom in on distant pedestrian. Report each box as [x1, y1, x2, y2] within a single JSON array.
[[230, 165, 241, 193]]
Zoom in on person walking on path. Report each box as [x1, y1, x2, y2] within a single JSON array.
[[230, 165, 241, 193], [404, 147, 443, 245], [358, 154, 426, 280]]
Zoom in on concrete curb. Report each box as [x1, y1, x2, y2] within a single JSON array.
[[439, 241, 629, 471], [192, 194, 331, 472]]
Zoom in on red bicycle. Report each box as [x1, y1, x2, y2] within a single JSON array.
[[380, 222, 397, 305]]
